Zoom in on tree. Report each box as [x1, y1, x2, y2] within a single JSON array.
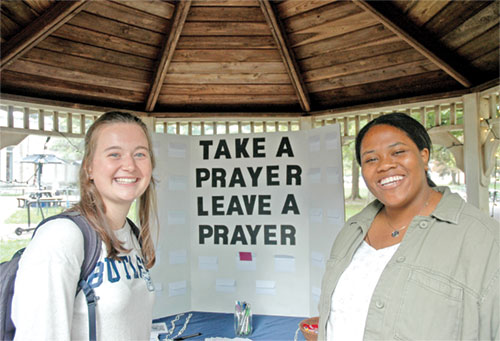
[[343, 140, 362, 200], [431, 145, 461, 185], [350, 154, 362, 200], [47, 136, 84, 162]]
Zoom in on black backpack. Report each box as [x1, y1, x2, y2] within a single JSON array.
[[0, 212, 140, 341]]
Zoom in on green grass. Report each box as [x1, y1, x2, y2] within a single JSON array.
[[5, 199, 136, 225], [0, 239, 30, 263], [5, 206, 66, 224], [345, 202, 367, 221], [1, 201, 138, 263], [127, 200, 137, 223]]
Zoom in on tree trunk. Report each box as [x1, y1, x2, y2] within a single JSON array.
[[451, 171, 457, 185], [350, 157, 362, 200]]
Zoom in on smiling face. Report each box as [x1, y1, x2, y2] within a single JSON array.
[[88, 122, 152, 211], [360, 124, 430, 209]]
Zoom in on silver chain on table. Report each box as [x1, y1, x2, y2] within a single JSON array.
[[163, 313, 193, 341], [294, 324, 300, 341]]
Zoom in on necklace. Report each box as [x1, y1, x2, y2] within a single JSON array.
[[384, 192, 432, 238], [385, 216, 407, 238]]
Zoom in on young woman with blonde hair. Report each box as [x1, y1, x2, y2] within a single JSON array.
[[12, 111, 159, 340]]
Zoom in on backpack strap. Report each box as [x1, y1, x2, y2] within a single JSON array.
[[34, 213, 142, 341], [126, 217, 142, 247], [34, 212, 100, 341]]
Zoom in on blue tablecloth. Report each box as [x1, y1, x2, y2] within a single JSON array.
[[153, 311, 309, 340]]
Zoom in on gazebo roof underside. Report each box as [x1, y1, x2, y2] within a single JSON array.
[[1, 0, 499, 117]]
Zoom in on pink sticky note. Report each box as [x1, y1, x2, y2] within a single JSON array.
[[239, 252, 252, 261]]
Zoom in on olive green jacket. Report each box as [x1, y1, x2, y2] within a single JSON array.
[[318, 187, 499, 340]]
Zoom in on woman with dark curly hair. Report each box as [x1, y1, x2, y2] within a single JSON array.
[[318, 113, 499, 340]]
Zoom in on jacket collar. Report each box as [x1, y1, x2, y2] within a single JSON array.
[[349, 186, 464, 231], [428, 186, 465, 225]]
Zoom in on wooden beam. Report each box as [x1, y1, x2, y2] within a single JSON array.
[[353, 0, 472, 88], [259, 0, 311, 112], [145, 0, 192, 112], [0, 1, 88, 71]]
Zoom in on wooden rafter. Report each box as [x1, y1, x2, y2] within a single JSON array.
[[0, 1, 88, 71], [259, 0, 311, 112], [354, 0, 471, 88], [145, 0, 192, 112]]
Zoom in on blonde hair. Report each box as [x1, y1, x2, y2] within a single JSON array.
[[73, 111, 158, 269]]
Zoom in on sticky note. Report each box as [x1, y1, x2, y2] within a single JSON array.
[[168, 280, 187, 297], [169, 249, 187, 265], [325, 131, 339, 150], [326, 167, 341, 184], [168, 142, 187, 158], [308, 135, 321, 152], [312, 286, 321, 302], [311, 251, 326, 269], [216, 278, 236, 293], [168, 175, 187, 191], [308, 168, 321, 184], [236, 254, 257, 271], [239, 252, 253, 261], [256, 280, 276, 295], [167, 210, 186, 225], [198, 255, 218, 271], [274, 255, 296, 273], [309, 208, 323, 224]]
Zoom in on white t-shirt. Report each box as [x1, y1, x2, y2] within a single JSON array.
[[12, 218, 155, 340], [327, 241, 399, 341]]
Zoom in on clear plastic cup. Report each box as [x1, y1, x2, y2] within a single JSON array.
[[234, 301, 252, 336]]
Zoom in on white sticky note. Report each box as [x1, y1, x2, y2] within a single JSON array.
[[327, 209, 342, 225], [167, 210, 186, 225], [199, 255, 218, 271], [256, 280, 276, 295], [274, 255, 295, 273], [168, 175, 188, 191], [326, 167, 341, 184], [311, 252, 325, 269], [155, 248, 162, 266], [152, 146, 161, 160], [308, 168, 321, 184], [308, 135, 321, 152], [325, 131, 339, 150], [312, 286, 321, 302], [236, 254, 257, 271], [216, 278, 236, 293], [309, 208, 323, 224], [150, 322, 167, 340], [169, 249, 187, 265], [168, 280, 187, 297], [168, 142, 187, 158]]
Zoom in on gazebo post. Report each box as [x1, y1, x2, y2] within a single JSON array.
[[299, 116, 313, 131], [463, 93, 490, 212]]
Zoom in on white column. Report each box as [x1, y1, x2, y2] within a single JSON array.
[[299, 116, 313, 130], [141, 116, 155, 133], [463, 93, 489, 212]]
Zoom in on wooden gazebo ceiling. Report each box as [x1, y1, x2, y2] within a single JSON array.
[[1, 0, 498, 117]]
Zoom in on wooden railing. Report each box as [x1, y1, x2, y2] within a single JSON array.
[[153, 119, 301, 135], [1, 88, 498, 141], [0, 104, 97, 138]]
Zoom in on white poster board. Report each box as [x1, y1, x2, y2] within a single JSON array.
[[150, 125, 344, 318]]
